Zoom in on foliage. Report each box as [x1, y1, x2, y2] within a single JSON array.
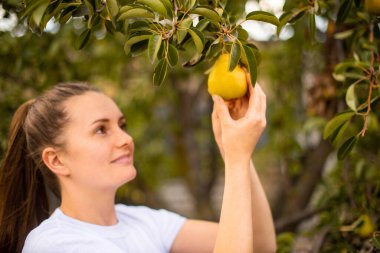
[[2, 0, 281, 86], [259, 0, 380, 251], [283, 0, 380, 159]]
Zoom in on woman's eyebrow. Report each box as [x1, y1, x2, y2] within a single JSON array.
[[91, 115, 125, 125], [91, 118, 109, 125]]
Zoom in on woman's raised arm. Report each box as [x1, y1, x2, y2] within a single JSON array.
[[170, 83, 275, 253], [211, 83, 276, 253]]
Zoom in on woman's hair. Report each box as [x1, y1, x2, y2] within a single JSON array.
[[0, 82, 100, 253]]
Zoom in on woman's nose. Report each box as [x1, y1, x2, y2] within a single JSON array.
[[115, 128, 133, 147]]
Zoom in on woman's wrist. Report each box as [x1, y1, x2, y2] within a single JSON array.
[[224, 156, 251, 170]]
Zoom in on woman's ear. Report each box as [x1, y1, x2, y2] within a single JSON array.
[[42, 147, 70, 176]]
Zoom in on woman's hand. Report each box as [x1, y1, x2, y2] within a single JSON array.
[[211, 82, 266, 165]]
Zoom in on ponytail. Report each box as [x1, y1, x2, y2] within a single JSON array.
[[0, 100, 49, 253]]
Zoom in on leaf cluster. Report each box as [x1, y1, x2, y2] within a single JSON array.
[[11, 0, 284, 86]]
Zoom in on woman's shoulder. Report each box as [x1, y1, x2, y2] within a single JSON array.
[[22, 208, 100, 252], [25, 209, 64, 238], [22, 215, 77, 253]]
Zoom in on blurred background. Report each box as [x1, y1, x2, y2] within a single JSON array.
[[1, 0, 380, 252]]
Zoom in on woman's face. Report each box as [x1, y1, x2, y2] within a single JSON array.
[[58, 91, 136, 192]]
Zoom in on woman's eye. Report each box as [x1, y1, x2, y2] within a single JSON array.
[[96, 126, 107, 134], [120, 123, 127, 131]]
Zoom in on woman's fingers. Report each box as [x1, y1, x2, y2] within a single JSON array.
[[211, 104, 221, 135], [212, 95, 232, 124], [246, 84, 266, 119], [211, 103, 225, 157], [246, 83, 256, 116]]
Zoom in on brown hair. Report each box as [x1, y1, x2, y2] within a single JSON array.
[[0, 82, 99, 253]]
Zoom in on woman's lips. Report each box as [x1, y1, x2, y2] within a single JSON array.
[[111, 154, 133, 165]]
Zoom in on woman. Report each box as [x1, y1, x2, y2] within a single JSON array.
[[0, 82, 276, 253]]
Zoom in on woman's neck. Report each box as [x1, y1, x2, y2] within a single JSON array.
[[59, 186, 118, 226]]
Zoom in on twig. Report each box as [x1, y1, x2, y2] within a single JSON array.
[[275, 206, 327, 232], [312, 226, 330, 253], [360, 22, 377, 137]]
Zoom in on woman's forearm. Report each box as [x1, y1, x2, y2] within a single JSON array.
[[250, 161, 276, 253], [214, 159, 253, 253]]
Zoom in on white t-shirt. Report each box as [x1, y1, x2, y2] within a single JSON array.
[[22, 204, 187, 253]]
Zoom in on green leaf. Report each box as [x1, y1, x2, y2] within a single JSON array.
[[188, 27, 205, 54], [32, 1, 49, 27], [337, 135, 358, 160], [229, 42, 241, 71], [88, 14, 101, 29], [196, 19, 210, 31], [323, 112, 355, 139], [206, 41, 222, 60], [137, 0, 167, 17], [148, 34, 162, 64], [346, 84, 358, 112], [174, 0, 183, 10], [332, 120, 350, 146], [186, 0, 197, 10], [277, 13, 292, 36], [336, 0, 353, 26], [277, 8, 307, 36], [237, 27, 249, 41], [126, 33, 151, 45], [335, 61, 370, 73], [107, 0, 119, 17], [287, 8, 307, 23], [334, 61, 370, 80], [124, 33, 151, 55], [72, 5, 90, 17], [105, 20, 116, 34], [128, 20, 151, 33], [168, 43, 179, 66], [246, 11, 280, 26], [153, 59, 168, 86], [58, 6, 76, 25], [21, 0, 47, 20], [119, 5, 134, 13], [182, 53, 204, 67], [84, 0, 95, 16], [242, 45, 257, 86], [131, 40, 149, 57], [75, 29, 91, 50], [117, 7, 155, 21], [177, 17, 193, 44], [48, 2, 81, 17], [241, 43, 260, 65], [308, 13, 315, 41], [160, 0, 173, 17], [334, 29, 354, 40], [343, 72, 366, 80], [192, 7, 221, 24], [249, 44, 261, 66]]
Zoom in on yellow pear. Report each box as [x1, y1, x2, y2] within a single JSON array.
[[208, 53, 247, 100], [356, 214, 376, 238]]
